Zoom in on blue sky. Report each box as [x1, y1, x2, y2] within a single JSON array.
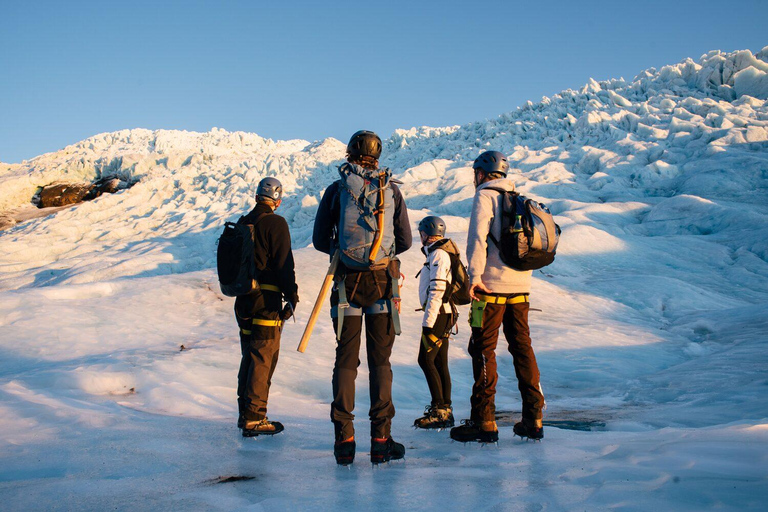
[[1, 0, 766, 163]]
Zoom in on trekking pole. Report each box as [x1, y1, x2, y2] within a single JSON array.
[[297, 250, 340, 353]]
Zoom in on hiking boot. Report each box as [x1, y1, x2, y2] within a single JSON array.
[[513, 418, 544, 440], [334, 437, 356, 465], [414, 405, 455, 429], [446, 407, 455, 427], [241, 418, 284, 437], [449, 419, 499, 443], [370, 437, 405, 464]]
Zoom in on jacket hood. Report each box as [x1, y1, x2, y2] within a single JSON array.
[[477, 178, 515, 193], [339, 161, 391, 180], [422, 237, 458, 256]]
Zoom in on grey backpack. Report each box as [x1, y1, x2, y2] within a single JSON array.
[[486, 187, 561, 271], [336, 162, 396, 270]]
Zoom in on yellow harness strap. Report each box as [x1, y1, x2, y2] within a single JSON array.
[[252, 318, 283, 327], [239, 284, 282, 335], [421, 331, 443, 352], [475, 293, 529, 305]]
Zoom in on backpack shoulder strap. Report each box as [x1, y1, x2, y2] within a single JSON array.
[[238, 211, 271, 227], [329, 181, 342, 248], [426, 238, 450, 255], [483, 186, 521, 199], [483, 186, 521, 200], [252, 211, 271, 227], [331, 182, 341, 217], [480, 188, 514, 247], [237, 212, 272, 227]]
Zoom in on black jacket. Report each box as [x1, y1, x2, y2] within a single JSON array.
[[241, 203, 298, 300], [312, 180, 412, 256]]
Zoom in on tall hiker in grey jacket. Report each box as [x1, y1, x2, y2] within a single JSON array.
[[450, 151, 545, 444]]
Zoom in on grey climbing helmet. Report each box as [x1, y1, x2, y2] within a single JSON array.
[[256, 177, 283, 202], [473, 151, 509, 176], [418, 216, 446, 237]]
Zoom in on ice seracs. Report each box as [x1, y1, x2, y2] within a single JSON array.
[[0, 46, 767, 510]]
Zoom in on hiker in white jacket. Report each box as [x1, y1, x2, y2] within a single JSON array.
[[450, 151, 545, 444], [414, 216, 457, 429]]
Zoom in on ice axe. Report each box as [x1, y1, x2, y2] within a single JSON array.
[[297, 250, 340, 353]]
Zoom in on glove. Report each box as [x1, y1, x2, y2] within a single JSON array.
[[279, 291, 299, 321], [421, 326, 442, 352], [280, 303, 294, 321]]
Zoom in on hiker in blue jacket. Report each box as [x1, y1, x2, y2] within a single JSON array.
[[312, 130, 412, 465]]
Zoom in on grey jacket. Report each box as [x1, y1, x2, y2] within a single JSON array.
[[466, 179, 532, 294]]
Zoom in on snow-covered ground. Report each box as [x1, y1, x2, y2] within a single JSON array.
[[1, 47, 767, 510]]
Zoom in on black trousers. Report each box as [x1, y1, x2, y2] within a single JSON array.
[[468, 298, 544, 423], [417, 312, 453, 408], [331, 312, 396, 441], [235, 289, 282, 422]]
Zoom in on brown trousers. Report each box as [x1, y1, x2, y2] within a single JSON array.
[[235, 289, 283, 422], [468, 298, 544, 422]]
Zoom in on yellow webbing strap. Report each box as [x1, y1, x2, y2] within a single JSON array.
[[260, 284, 281, 293], [252, 318, 283, 327], [475, 293, 529, 305], [241, 328, 252, 335], [421, 331, 442, 352]]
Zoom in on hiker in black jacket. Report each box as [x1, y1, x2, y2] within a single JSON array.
[[235, 177, 299, 437], [313, 130, 412, 465]]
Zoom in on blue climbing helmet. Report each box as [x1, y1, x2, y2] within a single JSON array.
[[256, 177, 283, 202]]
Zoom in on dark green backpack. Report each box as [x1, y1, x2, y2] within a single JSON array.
[[429, 239, 472, 306]]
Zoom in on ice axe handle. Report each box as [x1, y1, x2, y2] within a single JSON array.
[[297, 250, 340, 353]]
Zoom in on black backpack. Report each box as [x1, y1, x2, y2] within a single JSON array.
[[216, 213, 268, 297], [430, 239, 472, 306], [486, 187, 561, 271]]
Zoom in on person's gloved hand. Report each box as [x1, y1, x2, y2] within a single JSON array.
[[280, 291, 299, 321], [421, 326, 442, 352], [280, 304, 292, 321]]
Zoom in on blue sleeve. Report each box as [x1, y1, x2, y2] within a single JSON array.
[[312, 182, 338, 255], [391, 184, 412, 255]]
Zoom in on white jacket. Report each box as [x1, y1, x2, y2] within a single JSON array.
[[466, 179, 532, 294], [418, 240, 453, 328]]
